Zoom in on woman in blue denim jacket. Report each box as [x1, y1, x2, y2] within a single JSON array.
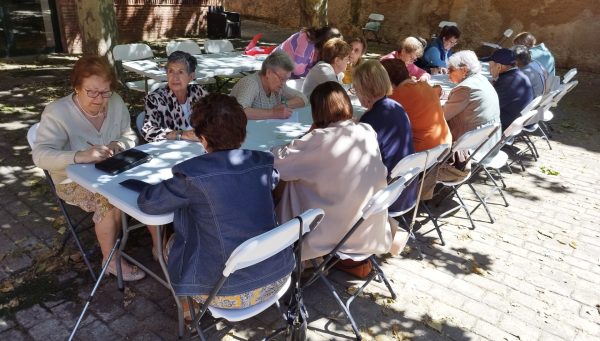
[[137, 93, 294, 309]]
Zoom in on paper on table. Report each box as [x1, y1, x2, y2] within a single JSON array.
[[263, 110, 299, 124]]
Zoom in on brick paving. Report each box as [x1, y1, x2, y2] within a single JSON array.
[[1, 20, 600, 341]]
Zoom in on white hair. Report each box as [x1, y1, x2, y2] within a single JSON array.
[[447, 50, 482, 74]]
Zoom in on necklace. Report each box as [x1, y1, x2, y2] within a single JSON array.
[[73, 94, 104, 118]]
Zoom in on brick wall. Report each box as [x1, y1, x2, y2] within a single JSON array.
[[56, 0, 222, 53]]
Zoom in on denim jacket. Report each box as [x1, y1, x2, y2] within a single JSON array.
[[138, 149, 294, 296]]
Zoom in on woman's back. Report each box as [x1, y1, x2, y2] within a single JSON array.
[[273, 120, 391, 260]]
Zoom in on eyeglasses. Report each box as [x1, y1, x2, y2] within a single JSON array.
[[84, 89, 113, 98], [446, 38, 459, 46], [271, 70, 290, 84]]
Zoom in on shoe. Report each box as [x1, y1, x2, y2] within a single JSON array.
[[105, 261, 146, 281]]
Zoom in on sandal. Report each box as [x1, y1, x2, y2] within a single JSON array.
[[105, 261, 146, 281]]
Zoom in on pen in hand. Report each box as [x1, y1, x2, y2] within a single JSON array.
[[86, 141, 95, 147], [280, 96, 288, 108]]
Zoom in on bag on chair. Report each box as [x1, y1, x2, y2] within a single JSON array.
[[334, 259, 373, 279]]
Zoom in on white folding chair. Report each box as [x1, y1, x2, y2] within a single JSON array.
[[113, 43, 160, 93], [302, 172, 416, 340], [425, 124, 501, 231], [285, 78, 304, 92], [439, 20, 458, 28], [187, 209, 324, 340], [204, 39, 235, 54], [27, 123, 97, 280], [481, 28, 513, 50], [388, 144, 450, 251], [520, 90, 562, 153], [362, 13, 385, 43], [166, 40, 202, 56], [562, 68, 577, 84]]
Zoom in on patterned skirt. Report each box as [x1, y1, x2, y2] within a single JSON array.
[[165, 235, 288, 309], [55, 182, 114, 224]]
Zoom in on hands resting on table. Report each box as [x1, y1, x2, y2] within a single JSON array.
[[74, 141, 124, 164]]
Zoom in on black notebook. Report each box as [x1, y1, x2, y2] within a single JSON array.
[[119, 179, 151, 193], [95, 149, 153, 175]]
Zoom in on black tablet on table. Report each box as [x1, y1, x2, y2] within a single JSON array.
[[95, 148, 153, 175]]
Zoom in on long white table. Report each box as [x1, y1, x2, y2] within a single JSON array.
[[122, 52, 263, 83]]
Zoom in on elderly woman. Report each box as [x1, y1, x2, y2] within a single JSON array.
[[142, 51, 207, 142], [302, 38, 351, 97], [422, 25, 461, 74], [138, 93, 294, 309], [353, 60, 416, 214], [342, 36, 367, 84], [230, 51, 307, 120], [274, 26, 342, 78], [32, 55, 145, 281], [441, 50, 501, 181], [381, 36, 430, 82], [274, 81, 391, 260]]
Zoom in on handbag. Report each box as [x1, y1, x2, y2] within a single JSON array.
[[334, 259, 373, 279]]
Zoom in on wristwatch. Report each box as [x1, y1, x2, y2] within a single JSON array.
[[176, 130, 182, 140]]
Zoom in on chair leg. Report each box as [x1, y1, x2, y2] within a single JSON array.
[[370, 257, 396, 300], [399, 216, 424, 260], [539, 127, 552, 150], [317, 271, 362, 340], [420, 202, 445, 246], [453, 188, 476, 230], [468, 183, 494, 223]]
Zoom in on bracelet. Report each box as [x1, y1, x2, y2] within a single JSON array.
[[176, 130, 182, 140]]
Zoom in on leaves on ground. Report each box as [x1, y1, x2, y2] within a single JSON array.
[[540, 166, 560, 176], [123, 287, 136, 308], [537, 230, 554, 239]]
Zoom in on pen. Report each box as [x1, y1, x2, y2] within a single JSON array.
[[86, 141, 95, 146], [281, 96, 288, 108]]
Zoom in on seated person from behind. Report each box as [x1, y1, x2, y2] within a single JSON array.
[[342, 36, 367, 84], [489, 48, 534, 131], [353, 60, 416, 214], [302, 38, 351, 98], [273, 26, 342, 79], [273, 81, 392, 260], [32, 55, 147, 281], [421, 25, 461, 74], [381, 36, 431, 81], [513, 44, 547, 98], [230, 51, 307, 120], [513, 31, 555, 76], [440, 50, 502, 182], [138, 93, 294, 308], [142, 51, 207, 142]]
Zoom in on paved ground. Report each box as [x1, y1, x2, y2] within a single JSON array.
[[1, 20, 600, 341]]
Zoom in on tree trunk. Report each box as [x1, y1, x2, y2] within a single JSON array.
[[74, 0, 118, 61], [298, 0, 328, 28]]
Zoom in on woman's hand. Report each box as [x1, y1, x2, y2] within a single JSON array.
[[271, 104, 293, 119], [75, 144, 113, 164], [419, 74, 431, 82], [107, 141, 124, 154]]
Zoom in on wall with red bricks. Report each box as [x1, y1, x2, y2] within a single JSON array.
[[56, 0, 222, 53]]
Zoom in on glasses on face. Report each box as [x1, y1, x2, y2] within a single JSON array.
[[446, 38, 459, 46], [271, 70, 290, 84], [84, 89, 113, 98]]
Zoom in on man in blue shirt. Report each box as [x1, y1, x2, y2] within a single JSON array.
[[513, 45, 547, 98], [489, 48, 534, 131], [513, 32, 556, 76]]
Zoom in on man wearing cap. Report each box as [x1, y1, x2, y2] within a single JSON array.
[[489, 48, 534, 131]]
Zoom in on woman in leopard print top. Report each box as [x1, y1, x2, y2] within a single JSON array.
[[142, 51, 207, 142]]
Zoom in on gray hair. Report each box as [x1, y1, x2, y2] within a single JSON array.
[[260, 51, 294, 75], [167, 51, 197, 74], [447, 50, 482, 74]]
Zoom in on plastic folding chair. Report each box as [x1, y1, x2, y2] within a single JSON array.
[[562, 68, 577, 84], [520, 90, 562, 154], [540, 80, 578, 137], [424, 124, 501, 231], [166, 40, 203, 56], [204, 39, 235, 54], [302, 172, 417, 340], [27, 123, 97, 280], [362, 13, 385, 43], [186, 209, 324, 341], [503, 95, 544, 167], [388, 144, 450, 253], [468, 110, 540, 222], [113, 43, 161, 93], [481, 28, 513, 50]]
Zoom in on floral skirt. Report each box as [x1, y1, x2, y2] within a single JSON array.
[[55, 182, 113, 224], [165, 235, 288, 309]]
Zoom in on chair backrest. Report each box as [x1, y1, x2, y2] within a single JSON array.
[[389, 143, 450, 180], [503, 28, 514, 38], [562, 68, 577, 84], [551, 80, 578, 107], [166, 40, 203, 56], [27, 123, 39, 147], [439, 20, 457, 28], [452, 123, 500, 153], [222, 208, 325, 276], [520, 95, 544, 116], [362, 169, 417, 219], [136, 112, 145, 136], [545, 74, 561, 93], [204, 39, 235, 54], [113, 43, 154, 61], [367, 13, 384, 22], [286, 79, 304, 91], [504, 110, 537, 137]]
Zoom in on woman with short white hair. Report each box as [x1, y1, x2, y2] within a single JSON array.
[[440, 50, 501, 181]]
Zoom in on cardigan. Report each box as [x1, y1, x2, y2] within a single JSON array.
[[32, 93, 137, 184]]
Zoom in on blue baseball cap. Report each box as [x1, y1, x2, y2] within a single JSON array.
[[489, 48, 516, 65]]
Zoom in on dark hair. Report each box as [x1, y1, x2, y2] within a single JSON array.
[[320, 38, 351, 64], [512, 45, 531, 67], [71, 55, 118, 90], [191, 93, 247, 151], [348, 36, 367, 54], [304, 26, 342, 50], [310, 81, 353, 129], [167, 50, 197, 74], [439, 25, 461, 40], [380, 59, 410, 87], [513, 32, 536, 48]]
